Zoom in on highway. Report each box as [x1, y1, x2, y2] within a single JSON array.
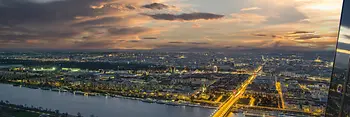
[[249, 96, 255, 106], [234, 104, 321, 116], [276, 82, 285, 109], [211, 65, 263, 117]]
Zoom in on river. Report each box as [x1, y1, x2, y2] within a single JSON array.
[[0, 83, 214, 117]]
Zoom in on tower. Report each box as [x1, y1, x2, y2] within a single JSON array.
[[213, 65, 218, 73], [169, 66, 176, 73], [262, 55, 265, 62], [314, 56, 322, 63]]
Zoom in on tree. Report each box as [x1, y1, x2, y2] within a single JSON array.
[[63, 113, 69, 117], [55, 110, 60, 114], [77, 112, 82, 117]]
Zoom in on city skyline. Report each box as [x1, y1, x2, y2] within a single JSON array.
[[0, 0, 343, 51]]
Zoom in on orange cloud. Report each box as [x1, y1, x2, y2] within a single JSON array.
[[240, 7, 261, 12], [224, 13, 267, 24], [192, 23, 201, 28], [242, 40, 265, 43]]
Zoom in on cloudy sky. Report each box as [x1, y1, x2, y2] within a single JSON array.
[[0, 0, 343, 50]]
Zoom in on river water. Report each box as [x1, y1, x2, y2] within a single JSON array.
[[0, 83, 214, 117]]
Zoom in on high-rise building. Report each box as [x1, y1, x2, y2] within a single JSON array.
[[169, 66, 176, 73], [326, 53, 350, 117], [262, 55, 265, 62], [314, 56, 323, 63], [325, 1, 349, 116], [213, 65, 219, 73]]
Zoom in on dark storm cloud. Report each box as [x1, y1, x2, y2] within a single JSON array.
[[168, 41, 208, 44], [270, 41, 283, 48], [128, 40, 140, 43], [75, 41, 114, 48], [108, 27, 151, 36], [141, 3, 169, 10], [296, 34, 321, 40], [291, 31, 315, 34], [83, 25, 114, 31], [168, 41, 184, 44], [252, 33, 267, 37], [0, 0, 104, 25], [0, 25, 32, 33], [71, 17, 123, 27], [100, 3, 137, 11], [142, 37, 158, 40], [0, 0, 148, 46], [0, 0, 115, 45], [188, 42, 208, 45], [27, 0, 64, 4], [0, 25, 79, 42], [125, 4, 137, 10], [143, 13, 225, 21], [272, 35, 284, 38]]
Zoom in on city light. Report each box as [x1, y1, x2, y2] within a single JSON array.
[[0, 0, 343, 116]]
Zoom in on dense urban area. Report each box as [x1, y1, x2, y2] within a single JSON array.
[[0, 51, 334, 117]]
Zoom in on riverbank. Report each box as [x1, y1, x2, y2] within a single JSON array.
[[9, 83, 218, 109], [0, 100, 76, 117]]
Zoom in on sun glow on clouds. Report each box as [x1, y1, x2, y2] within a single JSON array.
[[295, 0, 342, 22], [306, 4, 339, 11], [240, 7, 261, 12], [0, 0, 344, 50], [223, 13, 267, 24]]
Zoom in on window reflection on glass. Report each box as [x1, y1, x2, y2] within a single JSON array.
[[326, 0, 350, 116]]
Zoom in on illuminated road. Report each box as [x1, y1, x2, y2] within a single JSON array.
[[211, 65, 263, 117], [276, 82, 285, 109], [249, 96, 255, 106], [215, 95, 223, 103], [234, 104, 321, 116]]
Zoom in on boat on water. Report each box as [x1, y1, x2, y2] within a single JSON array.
[[165, 101, 179, 106], [60, 89, 68, 92], [187, 104, 200, 107], [40, 87, 51, 90], [51, 88, 60, 92], [202, 105, 217, 109], [26, 86, 39, 89], [141, 98, 154, 103], [12, 84, 21, 87], [74, 91, 85, 95], [114, 95, 123, 98], [87, 93, 99, 96], [155, 100, 167, 104]]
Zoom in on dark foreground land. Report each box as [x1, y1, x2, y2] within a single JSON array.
[[0, 100, 77, 117]]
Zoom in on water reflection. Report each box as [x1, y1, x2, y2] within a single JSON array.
[[0, 84, 213, 117]]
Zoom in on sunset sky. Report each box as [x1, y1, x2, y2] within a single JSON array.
[[0, 0, 344, 51]]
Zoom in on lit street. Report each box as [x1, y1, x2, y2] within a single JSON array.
[[211, 65, 263, 117]]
